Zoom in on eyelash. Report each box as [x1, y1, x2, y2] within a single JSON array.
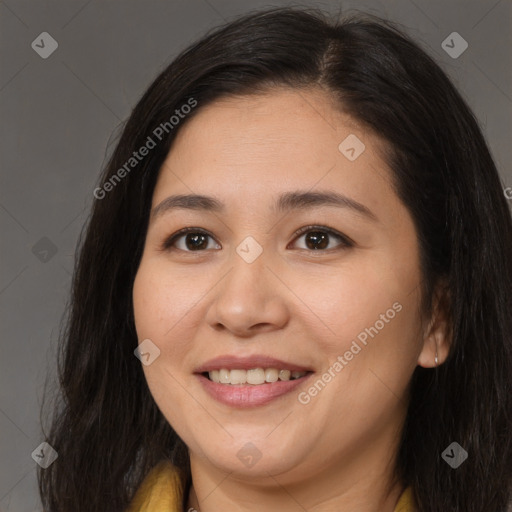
[[160, 225, 354, 253]]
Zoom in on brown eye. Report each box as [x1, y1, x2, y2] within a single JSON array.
[[303, 231, 329, 250], [291, 226, 353, 251], [182, 233, 209, 250], [162, 228, 221, 252]]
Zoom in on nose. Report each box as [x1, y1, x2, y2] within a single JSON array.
[[205, 250, 290, 337]]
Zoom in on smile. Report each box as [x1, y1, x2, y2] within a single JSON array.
[[194, 354, 314, 407], [206, 368, 308, 385]]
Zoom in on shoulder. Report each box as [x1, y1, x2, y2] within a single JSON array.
[[126, 460, 184, 512], [394, 486, 418, 512]]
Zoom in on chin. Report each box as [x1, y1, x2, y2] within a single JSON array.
[[192, 436, 306, 478]]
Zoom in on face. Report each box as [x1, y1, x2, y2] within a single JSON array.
[[132, 87, 435, 485]]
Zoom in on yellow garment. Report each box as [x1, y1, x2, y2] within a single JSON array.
[[127, 460, 417, 512]]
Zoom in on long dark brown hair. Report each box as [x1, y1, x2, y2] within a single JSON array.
[[39, 7, 512, 511]]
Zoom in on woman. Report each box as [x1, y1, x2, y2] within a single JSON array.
[[38, 7, 512, 512]]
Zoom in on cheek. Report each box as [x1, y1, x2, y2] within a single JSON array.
[[289, 255, 422, 385], [133, 258, 203, 342], [132, 258, 209, 407], [289, 260, 400, 345], [133, 261, 208, 441]]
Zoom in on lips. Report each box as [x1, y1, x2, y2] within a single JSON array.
[[194, 355, 314, 407]]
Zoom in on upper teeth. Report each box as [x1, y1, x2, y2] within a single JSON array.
[[208, 368, 307, 385]]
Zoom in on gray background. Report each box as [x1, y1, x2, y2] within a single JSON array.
[[1, 0, 511, 510]]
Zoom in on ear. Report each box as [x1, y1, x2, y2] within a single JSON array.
[[417, 280, 451, 368]]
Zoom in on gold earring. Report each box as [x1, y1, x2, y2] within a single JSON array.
[[434, 349, 439, 367]]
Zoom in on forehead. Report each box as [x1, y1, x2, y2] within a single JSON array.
[[153, 87, 395, 215], [170, 87, 365, 161]]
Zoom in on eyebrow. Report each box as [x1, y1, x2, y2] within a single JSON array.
[[151, 190, 377, 221]]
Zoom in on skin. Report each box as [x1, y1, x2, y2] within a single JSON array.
[[132, 87, 450, 512]]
